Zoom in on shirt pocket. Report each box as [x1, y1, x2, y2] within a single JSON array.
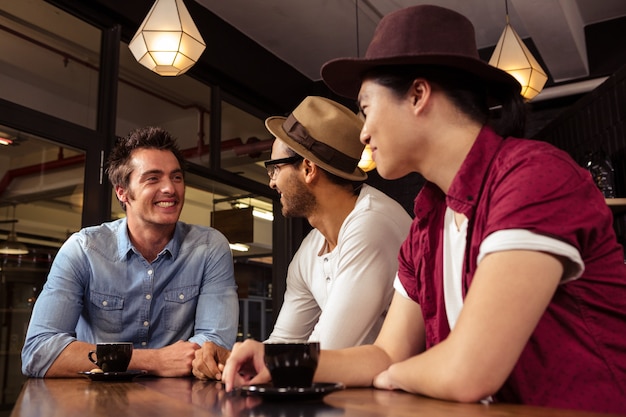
[[89, 291, 125, 333], [163, 285, 200, 332]]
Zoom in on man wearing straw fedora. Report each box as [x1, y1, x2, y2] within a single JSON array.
[[192, 96, 411, 380], [222, 5, 626, 413]]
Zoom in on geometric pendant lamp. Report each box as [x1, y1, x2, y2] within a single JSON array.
[[489, 13, 548, 100], [358, 145, 376, 172], [128, 0, 206, 76]]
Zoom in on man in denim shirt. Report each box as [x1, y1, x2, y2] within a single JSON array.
[[21, 126, 238, 378]]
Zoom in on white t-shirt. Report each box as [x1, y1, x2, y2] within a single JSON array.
[[267, 184, 412, 349], [395, 206, 585, 331]]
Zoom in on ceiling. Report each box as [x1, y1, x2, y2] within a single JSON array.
[[194, 0, 626, 99]]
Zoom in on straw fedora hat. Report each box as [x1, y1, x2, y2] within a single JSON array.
[[265, 96, 367, 181], [321, 4, 521, 100]]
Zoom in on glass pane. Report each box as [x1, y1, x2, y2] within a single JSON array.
[[220, 100, 271, 185], [0, 123, 84, 406], [116, 43, 212, 164], [0, 0, 100, 129]]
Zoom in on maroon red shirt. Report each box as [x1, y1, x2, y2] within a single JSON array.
[[398, 126, 626, 413]]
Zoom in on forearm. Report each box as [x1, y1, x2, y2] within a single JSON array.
[[45, 341, 96, 377], [383, 338, 485, 402], [314, 345, 391, 387], [128, 348, 163, 374], [385, 251, 564, 402]]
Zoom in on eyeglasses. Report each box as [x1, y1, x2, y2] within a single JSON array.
[[264, 155, 303, 179]]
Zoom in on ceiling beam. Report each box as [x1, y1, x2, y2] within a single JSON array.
[[511, 0, 588, 82]]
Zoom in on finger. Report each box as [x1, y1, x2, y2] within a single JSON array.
[[203, 356, 222, 380], [192, 353, 213, 379], [222, 343, 245, 391], [223, 364, 236, 391], [214, 362, 226, 380], [192, 367, 208, 380], [247, 367, 272, 386]]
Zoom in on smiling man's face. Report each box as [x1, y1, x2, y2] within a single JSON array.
[[116, 148, 185, 230]]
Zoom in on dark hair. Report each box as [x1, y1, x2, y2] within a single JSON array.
[[284, 147, 363, 194], [362, 65, 526, 138], [106, 126, 186, 190]]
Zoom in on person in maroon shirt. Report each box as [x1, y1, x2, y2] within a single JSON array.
[[222, 5, 626, 413]]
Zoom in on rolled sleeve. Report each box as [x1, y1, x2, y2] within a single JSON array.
[[21, 234, 87, 377], [188, 233, 239, 349]]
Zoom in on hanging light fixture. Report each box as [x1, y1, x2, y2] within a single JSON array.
[[128, 0, 206, 76], [489, 0, 548, 100], [0, 205, 28, 255], [0, 132, 14, 146], [358, 145, 376, 172]]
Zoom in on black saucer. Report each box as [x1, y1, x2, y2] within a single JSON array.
[[78, 369, 148, 381], [240, 382, 344, 400]]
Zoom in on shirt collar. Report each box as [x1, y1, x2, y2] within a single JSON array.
[[116, 217, 182, 260]]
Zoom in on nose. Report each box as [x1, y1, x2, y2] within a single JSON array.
[[360, 124, 370, 146], [269, 177, 277, 189], [161, 177, 176, 194]]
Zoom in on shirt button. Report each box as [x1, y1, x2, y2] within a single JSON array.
[[141, 342, 147, 346], [143, 321, 149, 327], [102, 301, 108, 306], [324, 258, 328, 262], [326, 277, 331, 282], [178, 294, 185, 300], [145, 294, 152, 300], [148, 270, 153, 275]]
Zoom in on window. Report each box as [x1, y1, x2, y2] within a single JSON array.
[[0, 0, 100, 129]]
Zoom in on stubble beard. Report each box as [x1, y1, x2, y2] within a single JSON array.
[[280, 175, 316, 219]]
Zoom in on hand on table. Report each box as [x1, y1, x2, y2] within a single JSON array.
[[192, 341, 231, 380], [140, 340, 200, 377], [221, 339, 271, 392]]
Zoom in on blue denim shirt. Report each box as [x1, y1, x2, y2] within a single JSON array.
[[21, 218, 239, 377]]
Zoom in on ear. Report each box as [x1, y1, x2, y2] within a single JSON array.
[[409, 78, 431, 113], [115, 185, 127, 203], [302, 159, 316, 184]]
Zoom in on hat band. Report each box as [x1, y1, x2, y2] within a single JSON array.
[[283, 114, 359, 174]]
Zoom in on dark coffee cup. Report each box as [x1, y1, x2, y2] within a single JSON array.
[[264, 342, 320, 388], [88, 342, 133, 373]]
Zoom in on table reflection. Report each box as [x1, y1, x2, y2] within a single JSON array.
[[243, 400, 344, 417], [17, 378, 189, 417], [13, 377, 614, 417], [138, 378, 345, 417]]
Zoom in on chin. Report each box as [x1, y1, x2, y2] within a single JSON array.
[[376, 167, 405, 181]]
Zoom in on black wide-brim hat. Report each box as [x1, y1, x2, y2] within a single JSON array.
[[321, 4, 521, 100]]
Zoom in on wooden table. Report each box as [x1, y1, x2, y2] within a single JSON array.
[[9, 376, 624, 417]]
